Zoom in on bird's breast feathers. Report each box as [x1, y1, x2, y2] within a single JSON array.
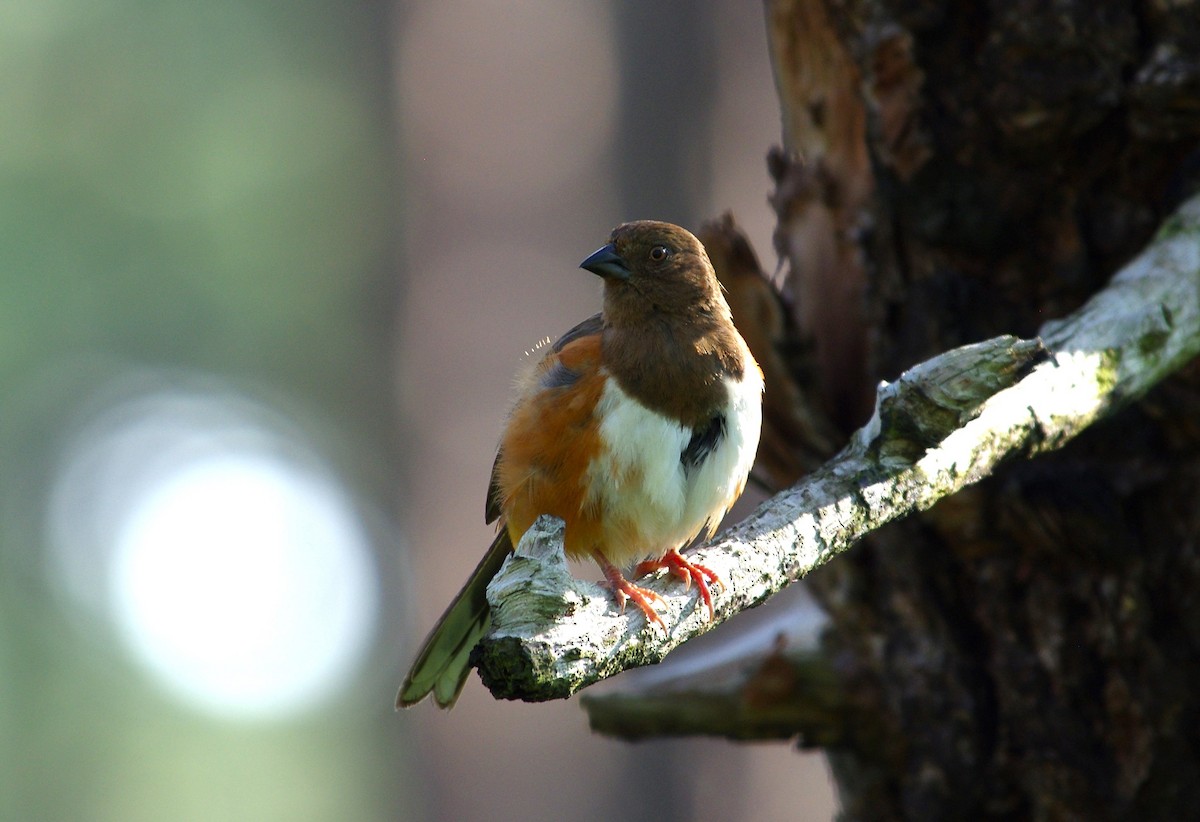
[[584, 355, 763, 566]]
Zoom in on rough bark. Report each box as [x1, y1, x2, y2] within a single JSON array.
[[762, 2, 1200, 819]]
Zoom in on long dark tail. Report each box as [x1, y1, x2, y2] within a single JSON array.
[[396, 529, 513, 709]]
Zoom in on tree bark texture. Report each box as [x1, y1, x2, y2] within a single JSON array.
[[765, 1, 1200, 819]]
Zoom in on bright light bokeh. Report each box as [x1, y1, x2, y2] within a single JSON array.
[[110, 451, 376, 719], [48, 383, 379, 720]]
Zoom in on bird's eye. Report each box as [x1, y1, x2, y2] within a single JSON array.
[[649, 245, 670, 262]]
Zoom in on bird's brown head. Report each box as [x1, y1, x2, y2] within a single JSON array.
[[580, 221, 727, 328]]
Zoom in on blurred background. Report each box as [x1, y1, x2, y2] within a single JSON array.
[[0, 1, 835, 819]]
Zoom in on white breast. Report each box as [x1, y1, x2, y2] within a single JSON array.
[[583, 361, 763, 567]]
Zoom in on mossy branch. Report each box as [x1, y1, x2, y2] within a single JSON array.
[[472, 192, 1200, 703]]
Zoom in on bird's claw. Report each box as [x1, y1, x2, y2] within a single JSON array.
[[636, 548, 724, 620], [598, 556, 667, 628]]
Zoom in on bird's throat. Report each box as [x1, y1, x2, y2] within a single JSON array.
[[601, 320, 745, 427]]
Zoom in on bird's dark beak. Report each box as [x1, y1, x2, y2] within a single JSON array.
[[580, 243, 631, 280]]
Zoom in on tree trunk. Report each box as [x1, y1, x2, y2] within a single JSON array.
[[765, 1, 1200, 818]]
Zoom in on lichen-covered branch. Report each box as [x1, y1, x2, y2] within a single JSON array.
[[473, 192, 1200, 703]]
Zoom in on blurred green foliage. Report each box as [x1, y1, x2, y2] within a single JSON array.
[[0, 2, 398, 398], [0, 2, 415, 820]]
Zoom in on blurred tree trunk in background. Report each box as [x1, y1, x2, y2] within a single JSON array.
[[762, 1, 1200, 818]]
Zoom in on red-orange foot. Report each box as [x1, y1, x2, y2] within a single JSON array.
[[596, 555, 666, 628], [636, 548, 725, 620]]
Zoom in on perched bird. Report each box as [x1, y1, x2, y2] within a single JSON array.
[[398, 221, 763, 709]]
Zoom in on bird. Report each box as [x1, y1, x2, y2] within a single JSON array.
[[398, 220, 763, 709]]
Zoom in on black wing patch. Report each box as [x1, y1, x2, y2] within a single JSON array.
[[682, 414, 727, 472]]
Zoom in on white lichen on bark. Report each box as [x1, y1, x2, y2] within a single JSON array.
[[473, 193, 1200, 703]]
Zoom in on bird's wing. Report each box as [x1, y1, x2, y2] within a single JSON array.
[[485, 313, 605, 524], [550, 312, 604, 353]]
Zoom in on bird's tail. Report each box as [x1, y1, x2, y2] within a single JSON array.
[[396, 528, 514, 709]]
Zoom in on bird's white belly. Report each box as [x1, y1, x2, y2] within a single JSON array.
[[583, 368, 762, 567]]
